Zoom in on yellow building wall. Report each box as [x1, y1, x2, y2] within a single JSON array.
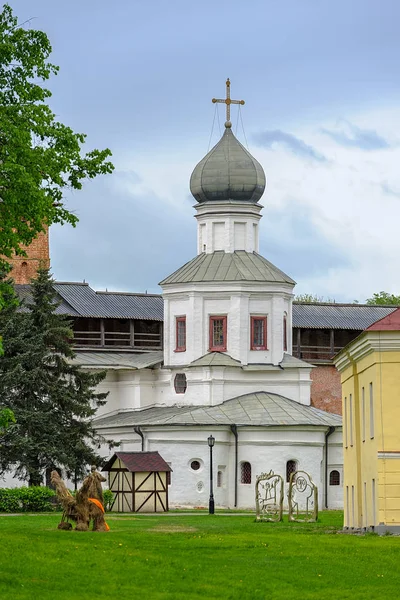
[[339, 346, 400, 529], [378, 458, 400, 526]]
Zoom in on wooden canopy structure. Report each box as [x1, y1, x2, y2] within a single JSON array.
[[102, 451, 172, 513]]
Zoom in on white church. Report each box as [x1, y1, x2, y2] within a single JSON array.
[[90, 82, 343, 510]]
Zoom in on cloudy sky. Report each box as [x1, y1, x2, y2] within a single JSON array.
[[14, 0, 400, 301]]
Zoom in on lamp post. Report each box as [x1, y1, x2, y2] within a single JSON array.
[[208, 434, 215, 515]]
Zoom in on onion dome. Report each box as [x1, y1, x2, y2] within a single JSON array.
[[190, 122, 266, 203]]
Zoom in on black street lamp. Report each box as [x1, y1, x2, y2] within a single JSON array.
[[208, 434, 215, 515]]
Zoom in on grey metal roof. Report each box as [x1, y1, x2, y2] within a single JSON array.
[[94, 391, 342, 428], [160, 251, 295, 286], [293, 303, 397, 330], [71, 350, 163, 370], [71, 350, 310, 372], [187, 352, 310, 370], [16, 284, 397, 332], [189, 352, 242, 367], [16, 283, 164, 321], [190, 125, 266, 203], [94, 291, 163, 320], [54, 283, 163, 320], [15, 284, 81, 316], [279, 353, 314, 369]]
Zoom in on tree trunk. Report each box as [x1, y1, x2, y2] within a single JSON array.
[[29, 465, 43, 487]]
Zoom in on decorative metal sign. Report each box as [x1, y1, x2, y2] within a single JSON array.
[[288, 470, 318, 522], [255, 470, 284, 522]]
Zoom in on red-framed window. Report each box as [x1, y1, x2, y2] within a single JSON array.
[[250, 316, 267, 350], [283, 314, 288, 352], [209, 316, 227, 352], [175, 316, 186, 352]]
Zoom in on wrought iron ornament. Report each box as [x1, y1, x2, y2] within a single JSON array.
[[255, 470, 284, 522], [288, 470, 318, 522]]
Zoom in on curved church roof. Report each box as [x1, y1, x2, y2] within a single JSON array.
[[94, 391, 342, 428], [190, 125, 266, 203], [160, 251, 295, 286]]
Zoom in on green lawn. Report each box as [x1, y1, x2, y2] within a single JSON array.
[[0, 511, 399, 600]]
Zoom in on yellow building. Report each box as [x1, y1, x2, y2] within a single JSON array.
[[334, 308, 400, 533]]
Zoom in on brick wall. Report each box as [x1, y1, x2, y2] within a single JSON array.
[[9, 228, 50, 284], [310, 364, 342, 415]]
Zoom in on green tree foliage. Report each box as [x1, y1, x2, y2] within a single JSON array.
[[0, 268, 115, 486], [0, 4, 114, 271], [0, 407, 15, 433], [365, 292, 400, 306], [0, 276, 17, 423], [294, 294, 335, 303]]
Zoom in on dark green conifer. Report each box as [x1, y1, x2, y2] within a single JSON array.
[[0, 268, 114, 486]]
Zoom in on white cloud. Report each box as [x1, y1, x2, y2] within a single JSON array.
[[53, 105, 400, 303], [248, 107, 400, 301]]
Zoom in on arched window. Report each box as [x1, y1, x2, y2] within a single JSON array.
[[174, 373, 187, 394], [217, 471, 223, 488], [286, 460, 297, 483], [240, 462, 251, 484], [329, 470, 340, 486]]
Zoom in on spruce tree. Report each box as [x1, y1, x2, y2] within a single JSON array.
[[0, 268, 114, 486], [0, 274, 17, 427]]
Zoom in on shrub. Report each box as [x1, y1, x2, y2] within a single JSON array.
[[0, 488, 21, 512], [103, 489, 114, 512], [0, 487, 56, 512]]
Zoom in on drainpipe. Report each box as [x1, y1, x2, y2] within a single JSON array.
[[134, 426, 145, 451], [230, 424, 238, 508], [325, 426, 335, 509]]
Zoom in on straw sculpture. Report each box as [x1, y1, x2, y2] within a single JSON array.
[[51, 466, 109, 532]]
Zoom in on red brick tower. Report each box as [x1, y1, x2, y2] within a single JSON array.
[[9, 227, 50, 284]]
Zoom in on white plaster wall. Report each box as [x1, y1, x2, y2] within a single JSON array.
[[163, 284, 294, 368], [327, 430, 344, 509], [96, 424, 343, 510], [0, 418, 343, 511], [95, 369, 158, 418], [71, 353, 312, 418], [151, 364, 312, 408], [233, 428, 325, 509], [163, 294, 190, 366], [1, 471, 20, 487], [95, 371, 120, 417], [146, 428, 232, 507], [195, 202, 262, 254]]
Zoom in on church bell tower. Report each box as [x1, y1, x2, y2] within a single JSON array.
[[160, 79, 295, 369]]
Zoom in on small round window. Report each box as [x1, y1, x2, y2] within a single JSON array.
[[190, 460, 201, 471], [174, 373, 187, 394]]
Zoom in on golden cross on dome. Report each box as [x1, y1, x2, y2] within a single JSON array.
[[212, 78, 245, 125]]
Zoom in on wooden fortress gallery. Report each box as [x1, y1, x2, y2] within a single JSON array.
[[103, 452, 172, 513]]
